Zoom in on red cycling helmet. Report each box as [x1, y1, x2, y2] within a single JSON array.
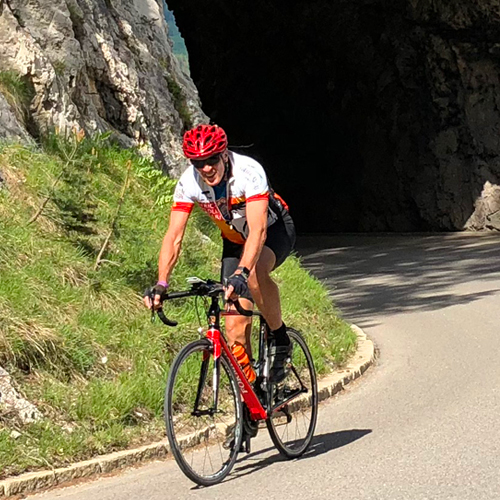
[[182, 124, 228, 159]]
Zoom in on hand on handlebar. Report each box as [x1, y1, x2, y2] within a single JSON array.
[[224, 273, 248, 303], [143, 284, 167, 311], [142, 278, 252, 325]]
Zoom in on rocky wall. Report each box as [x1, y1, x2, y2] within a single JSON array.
[[0, 0, 206, 176], [0, 92, 32, 142], [168, 0, 500, 231]]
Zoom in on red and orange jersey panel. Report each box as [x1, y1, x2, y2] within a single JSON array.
[[171, 151, 288, 245]]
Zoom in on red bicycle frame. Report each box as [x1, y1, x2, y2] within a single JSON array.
[[158, 280, 306, 422], [206, 326, 267, 421]]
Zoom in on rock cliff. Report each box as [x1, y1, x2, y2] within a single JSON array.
[[3, 0, 500, 231], [169, 0, 500, 231], [0, 0, 206, 424], [0, 0, 206, 177]]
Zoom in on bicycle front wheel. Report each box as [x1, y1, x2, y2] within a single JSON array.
[[267, 328, 318, 458], [164, 339, 243, 486]]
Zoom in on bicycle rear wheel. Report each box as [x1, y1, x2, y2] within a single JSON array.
[[266, 328, 318, 458], [165, 339, 243, 486]]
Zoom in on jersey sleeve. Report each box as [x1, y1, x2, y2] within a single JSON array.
[[244, 161, 270, 202], [172, 176, 195, 214]]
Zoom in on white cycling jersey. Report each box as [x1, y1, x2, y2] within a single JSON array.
[[172, 151, 288, 245]]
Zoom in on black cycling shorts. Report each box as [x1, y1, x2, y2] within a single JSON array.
[[221, 213, 296, 302]]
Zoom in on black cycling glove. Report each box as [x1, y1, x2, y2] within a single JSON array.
[[225, 272, 249, 297], [152, 283, 167, 296], [143, 284, 167, 302]]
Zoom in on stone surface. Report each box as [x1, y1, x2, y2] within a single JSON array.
[[2, 470, 56, 496], [0, 0, 206, 176], [0, 93, 32, 142], [97, 441, 168, 474], [0, 366, 42, 424], [53, 461, 101, 485], [169, 0, 500, 231]]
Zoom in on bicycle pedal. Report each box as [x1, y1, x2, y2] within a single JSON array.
[[282, 405, 293, 424], [243, 419, 259, 439], [223, 437, 249, 453], [244, 436, 251, 453]]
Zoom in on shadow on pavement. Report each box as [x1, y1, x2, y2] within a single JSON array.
[[296, 233, 500, 323], [227, 429, 372, 481]]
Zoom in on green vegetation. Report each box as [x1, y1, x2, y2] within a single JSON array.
[[52, 60, 67, 76], [0, 134, 355, 478], [164, 4, 190, 75], [0, 71, 35, 127], [165, 75, 193, 131]]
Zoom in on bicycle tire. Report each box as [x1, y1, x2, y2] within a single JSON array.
[[164, 338, 243, 486], [266, 328, 318, 458]]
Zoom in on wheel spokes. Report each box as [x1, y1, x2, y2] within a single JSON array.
[[166, 343, 242, 484], [267, 329, 318, 457]]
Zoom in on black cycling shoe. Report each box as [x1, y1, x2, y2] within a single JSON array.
[[223, 406, 258, 452], [243, 413, 259, 439], [223, 434, 246, 452], [269, 340, 292, 383], [223, 423, 258, 453]]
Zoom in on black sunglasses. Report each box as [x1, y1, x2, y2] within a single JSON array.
[[190, 154, 222, 169]]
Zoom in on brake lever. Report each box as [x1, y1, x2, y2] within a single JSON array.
[[148, 290, 178, 327], [157, 308, 178, 327], [228, 298, 253, 317]]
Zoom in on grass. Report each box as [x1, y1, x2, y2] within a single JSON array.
[[0, 134, 356, 478], [0, 71, 35, 128], [165, 75, 193, 131]]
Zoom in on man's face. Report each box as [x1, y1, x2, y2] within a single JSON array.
[[191, 152, 226, 186]]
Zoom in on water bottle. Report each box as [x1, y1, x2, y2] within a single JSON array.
[[231, 342, 256, 383]]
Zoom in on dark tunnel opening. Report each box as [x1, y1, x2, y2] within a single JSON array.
[[167, 1, 500, 233]]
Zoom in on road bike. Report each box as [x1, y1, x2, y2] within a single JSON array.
[[150, 278, 318, 486]]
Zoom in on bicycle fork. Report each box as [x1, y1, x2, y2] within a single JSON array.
[[206, 328, 267, 420], [191, 332, 221, 417]]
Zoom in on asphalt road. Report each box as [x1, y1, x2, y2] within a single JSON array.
[[30, 233, 500, 500]]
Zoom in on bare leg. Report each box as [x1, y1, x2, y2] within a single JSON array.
[[248, 246, 291, 382], [225, 297, 254, 357], [247, 246, 282, 331], [225, 245, 282, 357]]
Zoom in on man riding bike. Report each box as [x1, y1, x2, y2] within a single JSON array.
[[144, 124, 296, 383]]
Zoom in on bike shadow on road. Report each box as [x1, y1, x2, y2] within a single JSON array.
[[226, 428, 372, 481]]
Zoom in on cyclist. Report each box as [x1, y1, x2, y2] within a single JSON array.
[[144, 124, 296, 383]]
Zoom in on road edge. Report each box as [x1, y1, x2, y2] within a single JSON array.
[[0, 325, 374, 498], [317, 324, 375, 404]]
